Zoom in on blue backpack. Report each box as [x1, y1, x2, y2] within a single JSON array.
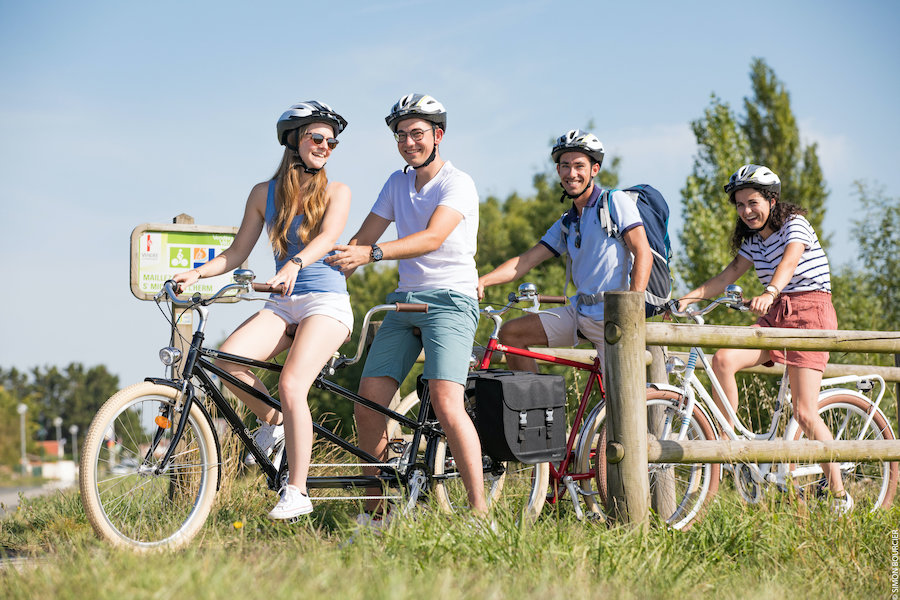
[[561, 185, 672, 317]]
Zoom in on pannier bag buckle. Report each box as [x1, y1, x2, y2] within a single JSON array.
[[519, 411, 528, 427], [545, 408, 554, 438]]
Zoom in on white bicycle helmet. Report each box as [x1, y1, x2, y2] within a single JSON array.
[[724, 164, 781, 196], [385, 93, 447, 132], [276, 101, 348, 147], [551, 129, 605, 166]]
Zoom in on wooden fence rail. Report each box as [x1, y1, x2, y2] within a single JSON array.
[[646, 322, 900, 353], [648, 439, 900, 463], [603, 291, 900, 528]]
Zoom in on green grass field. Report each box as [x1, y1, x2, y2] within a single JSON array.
[[1, 469, 897, 600]]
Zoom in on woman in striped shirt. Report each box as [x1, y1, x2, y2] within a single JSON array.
[[678, 164, 850, 514]]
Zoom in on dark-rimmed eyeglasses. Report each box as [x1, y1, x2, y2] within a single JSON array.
[[304, 132, 339, 150], [393, 127, 433, 143]]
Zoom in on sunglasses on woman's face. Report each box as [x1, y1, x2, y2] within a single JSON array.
[[304, 132, 339, 150]]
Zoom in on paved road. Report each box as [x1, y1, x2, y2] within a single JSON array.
[[0, 481, 75, 516]]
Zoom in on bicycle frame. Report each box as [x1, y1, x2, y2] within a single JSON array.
[[152, 307, 443, 500], [674, 346, 787, 443], [666, 326, 889, 488], [477, 310, 606, 501]]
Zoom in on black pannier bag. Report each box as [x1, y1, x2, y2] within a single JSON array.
[[469, 370, 567, 464]]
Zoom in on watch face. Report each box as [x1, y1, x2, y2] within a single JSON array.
[[371, 246, 383, 261]]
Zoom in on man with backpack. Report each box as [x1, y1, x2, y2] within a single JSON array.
[[477, 129, 655, 371]]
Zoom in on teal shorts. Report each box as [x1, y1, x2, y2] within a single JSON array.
[[362, 289, 479, 386]]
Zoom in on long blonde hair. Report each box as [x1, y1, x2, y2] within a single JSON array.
[[269, 126, 329, 259]]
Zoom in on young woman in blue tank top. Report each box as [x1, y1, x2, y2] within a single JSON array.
[[174, 101, 353, 519]]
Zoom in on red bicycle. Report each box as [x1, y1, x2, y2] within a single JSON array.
[[474, 283, 609, 521], [386, 283, 711, 524]]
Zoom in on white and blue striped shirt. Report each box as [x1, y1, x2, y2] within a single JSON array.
[[738, 215, 831, 293]]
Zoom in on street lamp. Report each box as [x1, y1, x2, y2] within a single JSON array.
[[53, 417, 63, 459], [17, 403, 28, 474], [69, 424, 79, 465]]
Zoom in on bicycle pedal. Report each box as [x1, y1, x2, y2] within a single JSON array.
[[388, 439, 406, 453]]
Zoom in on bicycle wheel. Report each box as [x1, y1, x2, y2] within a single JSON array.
[[576, 389, 720, 529], [429, 435, 552, 520], [788, 393, 898, 511], [80, 382, 220, 551]]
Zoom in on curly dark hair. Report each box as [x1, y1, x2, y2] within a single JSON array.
[[730, 188, 807, 253]]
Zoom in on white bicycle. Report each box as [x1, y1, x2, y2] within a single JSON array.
[[575, 285, 898, 529]]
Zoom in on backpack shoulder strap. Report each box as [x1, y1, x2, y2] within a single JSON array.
[[598, 188, 621, 240], [560, 211, 572, 241]]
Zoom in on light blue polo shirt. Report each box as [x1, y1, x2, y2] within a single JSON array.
[[539, 185, 642, 320]]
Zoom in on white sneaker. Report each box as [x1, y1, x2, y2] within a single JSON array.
[[831, 491, 854, 516], [267, 484, 312, 519], [355, 510, 393, 532], [245, 420, 285, 465]]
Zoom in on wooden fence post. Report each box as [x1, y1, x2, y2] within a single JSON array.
[[647, 344, 676, 519], [170, 214, 194, 378], [604, 292, 649, 528]]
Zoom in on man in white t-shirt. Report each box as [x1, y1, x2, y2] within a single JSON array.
[[478, 129, 652, 371], [329, 94, 486, 520]]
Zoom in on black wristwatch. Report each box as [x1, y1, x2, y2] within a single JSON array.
[[370, 244, 383, 262], [290, 255, 304, 269]]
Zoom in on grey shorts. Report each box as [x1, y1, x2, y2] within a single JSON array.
[[538, 303, 606, 366]]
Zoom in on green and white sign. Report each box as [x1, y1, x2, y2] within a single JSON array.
[[130, 223, 243, 300]]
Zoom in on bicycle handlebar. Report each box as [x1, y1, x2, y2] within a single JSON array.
[[156, 273, 428, 368], [251, 282, 285, 294], [666, 285, 749, 323], [394, 302, 429, 313], [480, 284, 567, 328]]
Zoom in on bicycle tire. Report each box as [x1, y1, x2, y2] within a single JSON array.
[[392, 390, 549, 519], [575, 389, 720, 529], [787, 393, 898, 511], [428, 434, 510, 514], [80, 382, 220, 551]]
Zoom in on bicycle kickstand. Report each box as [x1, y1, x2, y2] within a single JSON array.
[[563, 475, 585, 520]]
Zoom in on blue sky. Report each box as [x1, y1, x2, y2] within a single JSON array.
[[1, 1, 898, 388]]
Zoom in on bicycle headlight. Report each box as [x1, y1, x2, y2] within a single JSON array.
[[159, 347, 183, 367]]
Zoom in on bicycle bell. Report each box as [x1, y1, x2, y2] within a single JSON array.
[[233, 269, 256, 284], [724, 284, 743, 303]]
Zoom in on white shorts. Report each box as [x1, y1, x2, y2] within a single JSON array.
[[537, 304, 606, 366], [263, 292, 354, 333]]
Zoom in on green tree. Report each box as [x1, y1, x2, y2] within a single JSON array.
[[850, 182, 900, 332], [743, 60, 828, 242], [678, 58, 829, 322], [0, 363, 119, 443], [0, 387, 24, 466]]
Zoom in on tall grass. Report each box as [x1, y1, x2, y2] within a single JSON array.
[[1, 467, 896, 599]]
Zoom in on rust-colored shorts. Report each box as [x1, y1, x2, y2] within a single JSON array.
[[753, 290, 837, 372]]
